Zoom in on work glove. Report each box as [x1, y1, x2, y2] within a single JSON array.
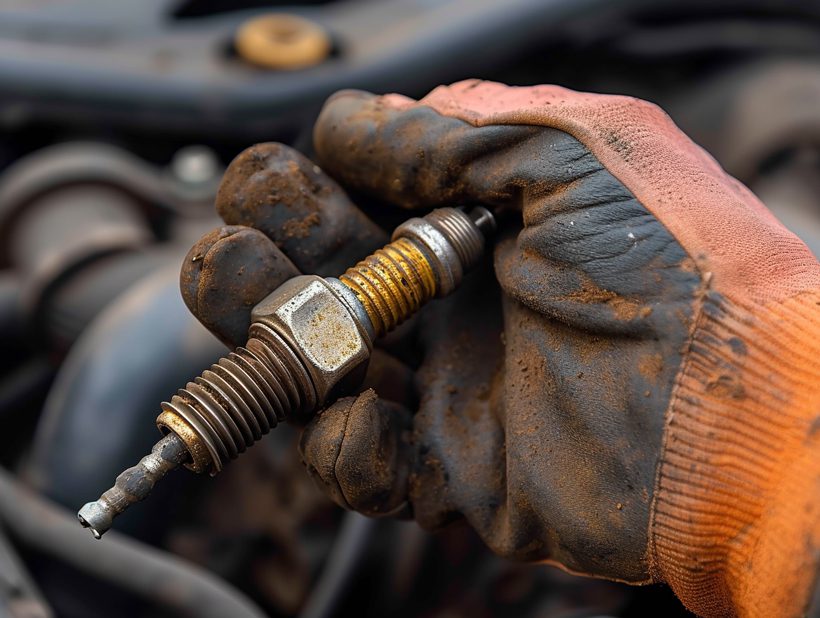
[[180, 81, 820, 618]]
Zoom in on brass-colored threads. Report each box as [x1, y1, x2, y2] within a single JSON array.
[[339, 237, 436, 337]]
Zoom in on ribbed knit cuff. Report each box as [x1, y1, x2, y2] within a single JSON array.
[[649, 290, 820, 618]]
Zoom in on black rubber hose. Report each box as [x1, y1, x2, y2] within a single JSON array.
[[0, 272, 21, 341], [0, 468, 266, 618], [0, 359, 53, 421], [0, 528, 54, 618]]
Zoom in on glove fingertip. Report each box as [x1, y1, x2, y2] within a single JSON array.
[[215, 141, 387, 275], [300, 389, 413, 517], [299, 396, 357, 509], [180, 225, 299, 348], [321, 88, 378, 107], [313, 91, 373, 165]]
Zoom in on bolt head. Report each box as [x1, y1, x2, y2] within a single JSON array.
[[252, 275, 371, 403]]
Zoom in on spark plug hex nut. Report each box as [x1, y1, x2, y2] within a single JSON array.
[[251, 275, 373, 406]]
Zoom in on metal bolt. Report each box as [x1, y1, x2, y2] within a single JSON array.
[[78, 207, 495, 538], [171, 145, 220, 187], [167, 145, 222, 203]]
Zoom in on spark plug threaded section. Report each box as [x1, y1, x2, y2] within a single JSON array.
[[164, 207, 492, 469], [340, 207, 489, 337], [425, 207, 485, 269], [80, 325, 317, 535], [339, 237, 436, 337], [159, 323, 315, 473]]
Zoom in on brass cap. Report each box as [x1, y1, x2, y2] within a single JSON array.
[[235, 14, 332, 70]]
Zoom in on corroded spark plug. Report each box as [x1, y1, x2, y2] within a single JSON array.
[[78, 207, 495, 539]]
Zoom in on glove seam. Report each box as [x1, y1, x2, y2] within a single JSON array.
[[646, 272, 713, 584], [329, 397, 357, 511]]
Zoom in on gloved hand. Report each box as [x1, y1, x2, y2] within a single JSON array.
[[180, 81, 820, 618]]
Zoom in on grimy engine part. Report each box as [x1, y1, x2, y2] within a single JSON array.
[[78, 206, 495, 539]]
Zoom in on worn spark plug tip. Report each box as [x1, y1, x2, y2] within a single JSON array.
[[77, 432, 190, 539], [78, 502, 110, 539]]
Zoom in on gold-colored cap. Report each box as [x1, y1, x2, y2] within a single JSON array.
[[235, 14, 332, 70]]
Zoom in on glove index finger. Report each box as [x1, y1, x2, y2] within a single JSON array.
[[313, 89, 540, 211], [318, 81, 819, 305], [181, 225, 300, 349], [215, 142, 387, 277]]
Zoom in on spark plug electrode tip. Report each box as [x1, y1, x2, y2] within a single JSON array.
[[77, 432, 189, 539], [77, 504, 108, 539], [468, 206, 496, 236]]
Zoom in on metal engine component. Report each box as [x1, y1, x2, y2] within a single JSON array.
[[78, 206, 495, 539]]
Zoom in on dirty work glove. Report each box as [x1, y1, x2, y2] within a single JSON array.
[[181, 81, 820, 618]]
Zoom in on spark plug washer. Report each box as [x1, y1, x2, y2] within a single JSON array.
[[78, 206, 495, 539]]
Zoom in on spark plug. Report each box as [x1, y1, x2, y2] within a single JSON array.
[[78, 206, 495, 538]]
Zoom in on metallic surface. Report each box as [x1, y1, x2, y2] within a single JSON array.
[[159, 321, 313, 472], [340, 207, 488, 336], [79, 207, 495, 538], [155, 409, 213, 475], [251, 276, 373, 404], [339, 237, 437, 337], [78, 433, 189, 539], [25, 266, 226, 534]]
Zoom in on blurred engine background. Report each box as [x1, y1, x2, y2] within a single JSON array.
[[0, 1, 818, 616]]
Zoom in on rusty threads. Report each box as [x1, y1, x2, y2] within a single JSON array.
[[339, 207, 489, 337], [158, 324, 315, 474], [159, 207, 492, 471], [78, 207, 495, 538], [425, 207, 485, 269], [339, 237, 436, 337]]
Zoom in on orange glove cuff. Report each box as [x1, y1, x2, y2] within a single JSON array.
[[650, 289, 820, 617]]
